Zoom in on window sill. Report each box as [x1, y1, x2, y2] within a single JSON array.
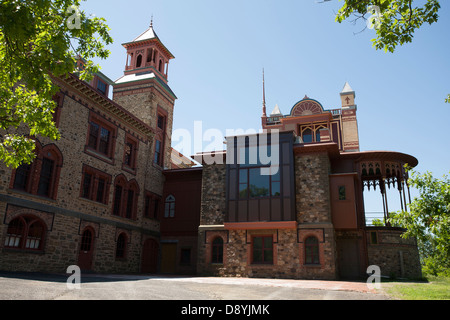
[[79, 196, 108, 207], [8, 189, 57, 203], [122, 165, 137, 175], [111, 214, 138, 223], [303, 263, 322, 268], [250, 263, 274, 267], [2, 248, 45, 255], [84, 147, 114, 165]]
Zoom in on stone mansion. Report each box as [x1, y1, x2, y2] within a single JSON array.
[[0, 24, 422, 280]]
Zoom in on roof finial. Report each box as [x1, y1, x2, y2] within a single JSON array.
[[150, 15, 154, 28], [262, 68, 267, 117]]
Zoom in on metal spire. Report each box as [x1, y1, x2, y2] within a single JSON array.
[[262, 68, 267, 117]]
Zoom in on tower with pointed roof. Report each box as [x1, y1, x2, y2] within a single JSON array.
[[113, 22, 177, 170], [340, 82, 360, 152]]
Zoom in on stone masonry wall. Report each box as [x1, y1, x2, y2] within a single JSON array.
[[366, 227, 422, 279], [0, 80, 161, 274], [198, 151, 338, 280]]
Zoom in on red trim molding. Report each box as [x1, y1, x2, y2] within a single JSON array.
[[224, 221, 297, 230]]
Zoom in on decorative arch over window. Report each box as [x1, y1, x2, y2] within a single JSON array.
[[4, 215, 46, 251], [304, 236, 320, 265], [10, 142, 62, 200], [164, 195, 175, 218]]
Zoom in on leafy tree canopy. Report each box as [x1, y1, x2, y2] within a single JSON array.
[[334, 1, 448, 103], [335, 0, 441, 53], [0, 0, 112, 168], [389, 169, 450, 276]]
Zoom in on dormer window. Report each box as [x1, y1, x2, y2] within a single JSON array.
[[97, 79, 107, 95]]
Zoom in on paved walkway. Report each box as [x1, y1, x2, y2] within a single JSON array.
[[81, 273, 378, 293], [0, 272, 387, 300]]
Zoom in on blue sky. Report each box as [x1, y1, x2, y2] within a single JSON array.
[[79, 0, 450, 213]]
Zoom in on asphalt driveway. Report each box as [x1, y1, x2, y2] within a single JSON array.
[[0, 272, 390, 301]]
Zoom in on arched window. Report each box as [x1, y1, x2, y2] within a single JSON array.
[[211, 237, 224, 264], [11, 142, 62, 200], [164, 195, 175, 218], [136, 54, 143, 68], [13, 162, 32, 191], [304, 236, 319, 265], [113, 176, 127, 217], [146, 49, 152, 63], [125, 180, 139, 220], [116, 233, 127, 259], [4, 216, 46, 251], [80, 228, 93, 252], [112, 176, 139, 220], [302, 128, 313, 143]]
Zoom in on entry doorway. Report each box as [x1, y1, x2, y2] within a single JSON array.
[[78, 227, 95, 271], [141, 238, 159, 273], [160, 243, 177, 274], [337, 238, 361, 279]]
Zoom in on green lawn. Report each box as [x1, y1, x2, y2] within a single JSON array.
[[382, 276, 450, 300]]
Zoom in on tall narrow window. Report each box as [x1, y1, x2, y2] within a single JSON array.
[[315, 129, 321, 142], [116, 233, 127, 259], [153, 198, 160, 219], [338, 186, 346, 200], [113, 185, 123, 216], [125, 190, 134, 219], [13, 163, 31, 191], [157, 115, 165, 130], [123, 135, 138, 171], [252, 236, 273, 264], [37, 158, 55, 197], [154, 140, 162, 165], [80, 229, 93, 252], [97, 79, 107, 95], [302, 128, 313, 143], [4, 218, 25, 248], [26, 221, 44, 249], [136, 54, 143, 68], [305, 236, 320, 265], [82, 172, 93, 199], [164, 195, 175, 218], [96, 178, 106, 203], [99, 127, 111, 155], [88, 122, 99, 149], [124, 142, 134, 167], [212, 237, 224, 264]]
